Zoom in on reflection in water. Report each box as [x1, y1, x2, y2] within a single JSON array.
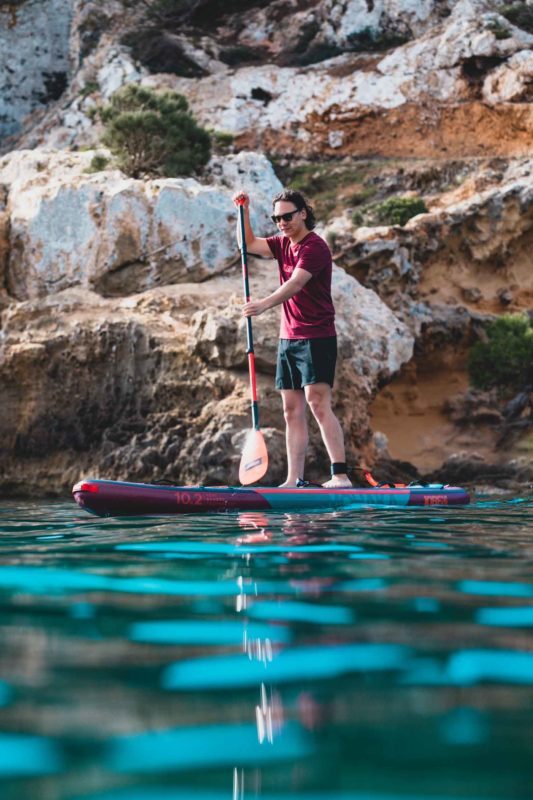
[[162, 643, 413, 690], [104, 721, 313, 773], [0, 496, 531, 799], [255, 683, 284, 744], [0, 732, 63, 776]]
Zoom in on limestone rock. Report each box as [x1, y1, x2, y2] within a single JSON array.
[[0, 260, 412, 494], [321, 0, 453, 45], [0, 149, 282, 300], [482, 50, 533, 105], [190, 260, 414, 386], [7, 0, 532, 158], [0, 0, 73, 139], [328, 158, 533, 326], [145, 0, 533, 158]]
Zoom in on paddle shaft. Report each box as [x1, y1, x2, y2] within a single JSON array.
[[238, 202, 260, 431]]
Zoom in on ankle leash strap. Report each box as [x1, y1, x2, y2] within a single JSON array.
[[330, 462, 347, 476]]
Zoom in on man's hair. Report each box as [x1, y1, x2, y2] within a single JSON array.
[[272, 189, 316, 230]]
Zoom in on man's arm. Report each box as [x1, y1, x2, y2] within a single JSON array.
[[233, 192, 273, 258], [243, 268, 312, 317]]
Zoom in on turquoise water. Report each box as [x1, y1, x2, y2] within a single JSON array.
[[0, 495, 532, 800]]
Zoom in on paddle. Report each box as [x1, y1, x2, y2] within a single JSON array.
[[236, 198, 269, 485]]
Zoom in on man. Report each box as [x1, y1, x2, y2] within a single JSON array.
[[233, 188, 351, 489]]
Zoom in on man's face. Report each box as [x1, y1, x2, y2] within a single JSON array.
[[272, 201, 307, 237]]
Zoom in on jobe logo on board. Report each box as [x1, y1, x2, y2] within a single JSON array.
[[424, 495, 448, 505]]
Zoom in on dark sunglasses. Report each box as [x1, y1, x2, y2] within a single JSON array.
[[271, 209, 300, 224]]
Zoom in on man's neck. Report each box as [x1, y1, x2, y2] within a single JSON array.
[[288, 228, 311, 245]]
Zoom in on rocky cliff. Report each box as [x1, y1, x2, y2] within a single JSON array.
[[0, 0, 531, 495]]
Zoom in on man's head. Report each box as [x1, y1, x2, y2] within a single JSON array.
[[271, 190, 316, 237]]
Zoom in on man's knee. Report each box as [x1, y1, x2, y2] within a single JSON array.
[[284, 401, 306, 425], [306, 385, 332, 422], [282, 391, 305, 422]]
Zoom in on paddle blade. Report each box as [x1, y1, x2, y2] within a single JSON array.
[[239, 428, 268, 485]]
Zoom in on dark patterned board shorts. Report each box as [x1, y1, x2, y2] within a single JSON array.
[[275, 336, 337, 390]]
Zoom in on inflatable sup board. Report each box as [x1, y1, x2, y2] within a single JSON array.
[[73, 479, 470, 517]]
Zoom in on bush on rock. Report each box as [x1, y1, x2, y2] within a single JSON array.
[[468, 314, 533, 394], [372, 196, 428, 226], [100, 84, 211, 178]]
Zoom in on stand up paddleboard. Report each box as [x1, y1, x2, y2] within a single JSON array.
[[73, 479, 470, 517]]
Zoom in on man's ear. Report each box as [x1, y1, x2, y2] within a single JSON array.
[[301, 208, 307, 219]]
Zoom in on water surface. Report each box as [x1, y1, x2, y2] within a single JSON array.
[[0, 495, 532, 799]]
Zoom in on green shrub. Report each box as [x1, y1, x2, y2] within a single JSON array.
[[293, 42, 344, 66], [486, 18, 512, 39], [87, 154, 110, 173], [99, 84, 211, 178], [372, 196, 428, 226], [501, 3, 533, 34], [80, 80, 100, 98], [325, 230, 338, 251], [347, 26, 410, 52], [211, 130, 234, 153], [468, 314, 533, 394], [347, 187, 376, 206]]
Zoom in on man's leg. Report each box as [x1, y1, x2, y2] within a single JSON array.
[[280, 389, 308, 488], [304, 383, 352, 488]]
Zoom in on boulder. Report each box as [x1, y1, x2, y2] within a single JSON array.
[[482, 50, 533, 105], [0, 149, 282, 300]]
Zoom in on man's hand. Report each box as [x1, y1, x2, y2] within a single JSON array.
[[243, 299, 269, 317], [233, 191, 250, 209]]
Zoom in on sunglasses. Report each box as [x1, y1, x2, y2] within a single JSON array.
[[271, 210, 300, 224]]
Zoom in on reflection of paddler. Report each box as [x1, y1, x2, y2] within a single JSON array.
[[237, 512, 272, 544], [236, 511, 347, 556]]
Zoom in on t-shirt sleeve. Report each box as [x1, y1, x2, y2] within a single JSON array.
[[296, 241, 328, 276], [266, 235, 282, 261]]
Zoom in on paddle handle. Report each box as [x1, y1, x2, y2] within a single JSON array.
[[237, 200, 260, 431]]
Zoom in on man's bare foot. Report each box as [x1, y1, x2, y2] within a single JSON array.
[[322, 475, 352, 488], [278, 480, 300, 488]]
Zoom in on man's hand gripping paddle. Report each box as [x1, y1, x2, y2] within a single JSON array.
[[237, 198, 269, 485]]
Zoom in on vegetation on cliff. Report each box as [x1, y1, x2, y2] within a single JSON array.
[[468, 313, 533, 394], [501, 2, 533, 34], [99, 84, 211, 178], [354, 196, 429, 227]]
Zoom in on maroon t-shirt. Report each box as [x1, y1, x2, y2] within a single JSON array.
[[266, 231, 336, 339]]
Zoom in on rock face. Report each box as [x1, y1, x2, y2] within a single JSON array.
[[328, 159, 533, 324], [336, 157, 533, 473], [6, 0, 533, 159], [0, 0, 73, 138], [0, 264, 413, 495], [0, 149, 281, 299], [143, 0, 533, 159]]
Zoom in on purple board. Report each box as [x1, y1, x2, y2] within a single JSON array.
[[73, 479, 470, 517]]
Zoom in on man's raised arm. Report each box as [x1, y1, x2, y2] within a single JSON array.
[[232, 192, 274, 258]]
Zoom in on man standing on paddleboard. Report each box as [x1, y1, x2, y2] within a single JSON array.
[[233, 189, 352, 489]]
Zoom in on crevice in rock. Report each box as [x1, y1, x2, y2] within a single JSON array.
[[461, 55, 507, 97], [250, 86, 273, 105]]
